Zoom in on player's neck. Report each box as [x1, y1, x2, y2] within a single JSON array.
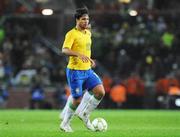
[[75, 25, 86, 34]]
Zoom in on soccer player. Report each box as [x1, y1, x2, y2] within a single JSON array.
[[60, 7, 105, 132]]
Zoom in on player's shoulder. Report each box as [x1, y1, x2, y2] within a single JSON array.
[[66, 28, 76, 35], [86, 29, 91, 36], [65, 28, 77, 38]]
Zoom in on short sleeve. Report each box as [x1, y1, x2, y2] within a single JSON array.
[[62, 32, 74, 49]]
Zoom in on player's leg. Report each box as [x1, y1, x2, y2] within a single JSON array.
[[75, 90, 92, 115], [60, 97, 81, 132], [76, 70, 104, 130], [59, 95, 72, 120], [60, 90, 90, 120], [82, 84, 105, 115], [60, 69, 84, 132], [78, 84, 105, 119], [74, 90, 95, 131]]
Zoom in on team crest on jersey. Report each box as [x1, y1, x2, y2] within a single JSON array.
[[75, 88, 80, 93]]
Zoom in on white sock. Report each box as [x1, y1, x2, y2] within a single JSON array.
[[75, 91, 92, 115], [83, 95, 101, 115], [60, 95, 73, 120], [61, 105, 74, 125]]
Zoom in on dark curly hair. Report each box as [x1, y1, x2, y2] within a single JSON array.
[[74, 7, 89, 19]]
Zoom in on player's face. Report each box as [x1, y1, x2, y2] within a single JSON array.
[[77, 14, 89, 29]]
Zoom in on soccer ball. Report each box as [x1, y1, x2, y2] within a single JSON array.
[[92, 117, 108, 132]]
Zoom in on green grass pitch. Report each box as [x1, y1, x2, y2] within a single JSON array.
[[0, 109, 180, 137]]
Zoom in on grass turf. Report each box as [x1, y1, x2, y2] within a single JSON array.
[[0, 109, 180, 137]]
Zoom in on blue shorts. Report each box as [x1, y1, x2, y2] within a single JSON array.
[[66, 68, 102, 99]]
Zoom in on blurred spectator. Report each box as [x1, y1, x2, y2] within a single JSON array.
[[13, 63, 36, 86], [155, 78, 169, 95], [0, 58, 5, 80], [161, 30, 175, 49], [53, 84, 67, 109], [156, 17, 167, 33], [110, 83, 126, 108], [32, 67, 51, 87], [125, 73, 145, 108], [2, 38, 13, 52], [168, 84, 180, 96], [116, 49, 131, 78], [0, 84, 9, 108], [155, 76, 180, 108], [102, 74, 113, 108], [0, 27, 5, 44], [167, 83, 180, 109], [30, 83, 45, 109], [3, 60, 13, 84]]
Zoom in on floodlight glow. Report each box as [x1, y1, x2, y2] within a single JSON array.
[[36, 0, 49, 3], [129, 10, 138, 16], [119, 0, 131, 3], [42, 9, 53, 16]]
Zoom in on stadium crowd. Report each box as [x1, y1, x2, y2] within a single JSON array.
[[0, 0, 180, 109]]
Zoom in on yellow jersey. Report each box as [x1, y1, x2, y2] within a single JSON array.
[[62, 28, 92, 70]]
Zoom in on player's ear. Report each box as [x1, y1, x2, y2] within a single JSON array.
[[75, 18, 79, 24], [88, 23, 91, 29]]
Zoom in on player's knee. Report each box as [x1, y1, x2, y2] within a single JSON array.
[[99, 89, 105, 97], [94, 89, 105, 100], [72, 97, 81, 106], [100, 89, 105, 98], [93, 84, 105, 99]]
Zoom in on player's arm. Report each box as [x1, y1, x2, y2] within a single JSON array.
[[62, 48, 89, 63], [62, 31, 92, 63], [89, 58, 96, 68]]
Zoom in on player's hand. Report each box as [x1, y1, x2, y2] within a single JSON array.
[[78, 54, 89, 63], [90, 59, 96, 68]]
